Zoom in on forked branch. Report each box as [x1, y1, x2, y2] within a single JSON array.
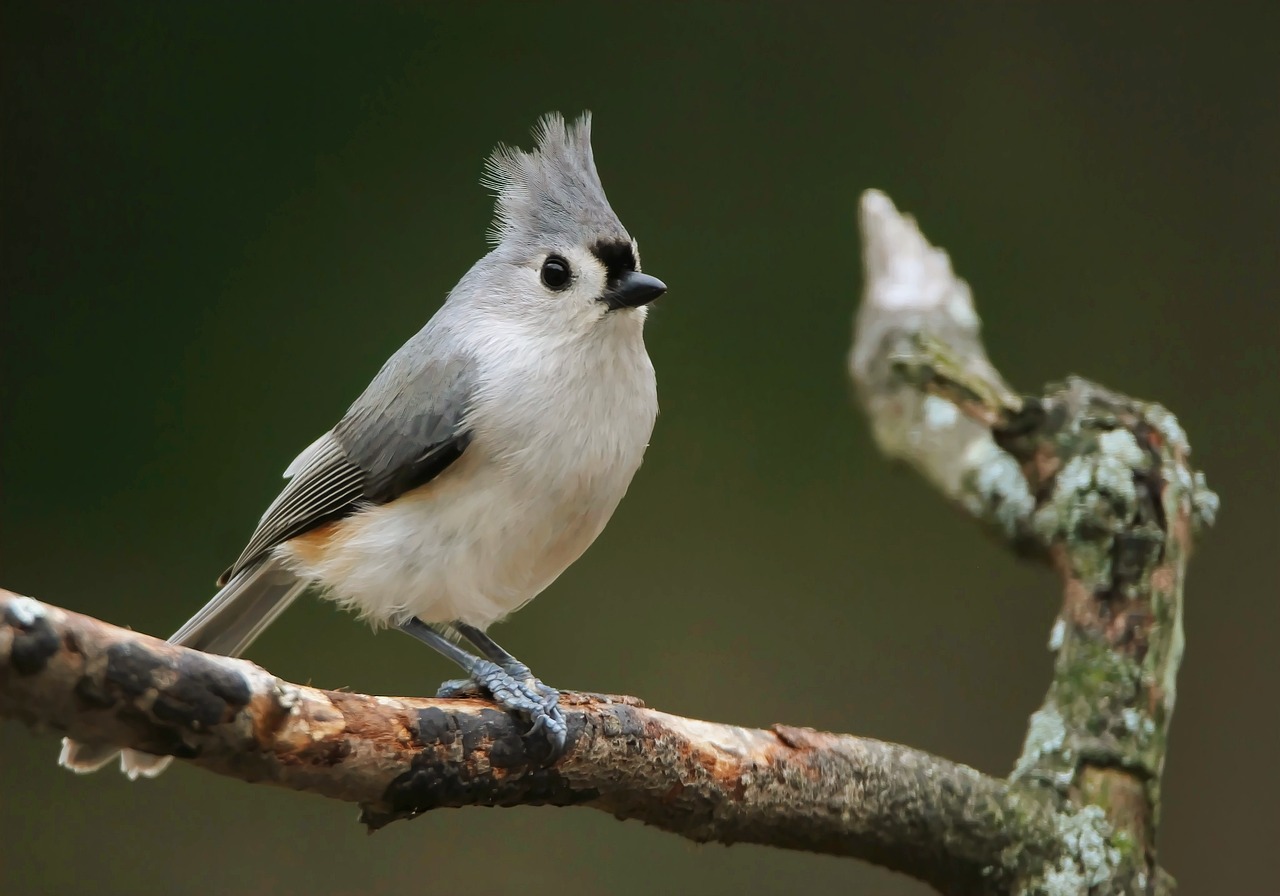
[[0, 191, 1215, 895]]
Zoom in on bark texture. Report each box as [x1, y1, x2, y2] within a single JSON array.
[[851, 190, 1216, 893], [0, 190, 1215, 895], [6, 589, 1066, 894]]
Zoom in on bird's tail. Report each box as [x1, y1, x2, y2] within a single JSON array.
[[58, 557, 308, 779]]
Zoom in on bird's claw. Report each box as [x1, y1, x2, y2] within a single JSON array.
[[436, 661, 567, 761]]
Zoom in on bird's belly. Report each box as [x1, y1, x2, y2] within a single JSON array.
[[278, 452, 624, 629]]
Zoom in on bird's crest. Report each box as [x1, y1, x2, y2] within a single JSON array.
[[482, 112, 629, 247]]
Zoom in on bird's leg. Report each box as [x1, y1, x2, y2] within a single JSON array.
[[453, 621, 562, 712], [450, 621, 565, 751], [396, 617, 567, 758]]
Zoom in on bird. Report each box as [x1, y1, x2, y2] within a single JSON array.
[[59, 111, 667, 778]]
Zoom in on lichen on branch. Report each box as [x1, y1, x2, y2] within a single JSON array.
[[851, 190, 1216, 895]]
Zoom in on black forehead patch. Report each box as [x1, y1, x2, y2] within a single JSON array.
[[591, 239, 636, 284]]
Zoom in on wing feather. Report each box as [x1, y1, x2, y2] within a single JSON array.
[[218, 351, 474, 585]]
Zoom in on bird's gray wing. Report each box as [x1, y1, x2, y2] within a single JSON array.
[[218, 352, 474, 584]]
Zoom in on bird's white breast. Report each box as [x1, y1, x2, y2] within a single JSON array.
[[279, 315, 657, 629]]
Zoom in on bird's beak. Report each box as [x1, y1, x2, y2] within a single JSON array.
[[603, 271, 667, 310]]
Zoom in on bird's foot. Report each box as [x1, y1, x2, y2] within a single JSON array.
[[436, 660, 566, 759]]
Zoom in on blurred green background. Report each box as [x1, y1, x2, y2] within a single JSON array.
[[3, 3, 1277, 894]]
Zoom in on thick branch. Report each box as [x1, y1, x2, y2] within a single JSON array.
[[4, 590, 1065, 895], [851, 190, 1217, 894]]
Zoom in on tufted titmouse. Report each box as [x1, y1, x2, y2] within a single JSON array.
[[59, 112, 666, 778]]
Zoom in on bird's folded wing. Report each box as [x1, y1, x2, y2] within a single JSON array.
[[218, 351, 474, 585]]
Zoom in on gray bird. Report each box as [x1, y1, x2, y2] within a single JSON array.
[[60, 112, 666, 778]]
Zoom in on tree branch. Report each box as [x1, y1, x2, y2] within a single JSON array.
[[5, 589, 1065, 894], [851, 190, 1217, 894], [0, 190, 1215, 895]]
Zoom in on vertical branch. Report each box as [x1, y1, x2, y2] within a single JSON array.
[[1002, 380, 1218, 879], [851, 190, 1217, 894]]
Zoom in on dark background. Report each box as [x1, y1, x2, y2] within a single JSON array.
[[3, 4, 1277, 894]]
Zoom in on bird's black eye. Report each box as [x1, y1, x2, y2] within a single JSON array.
[[540, 255, 572, 291]]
